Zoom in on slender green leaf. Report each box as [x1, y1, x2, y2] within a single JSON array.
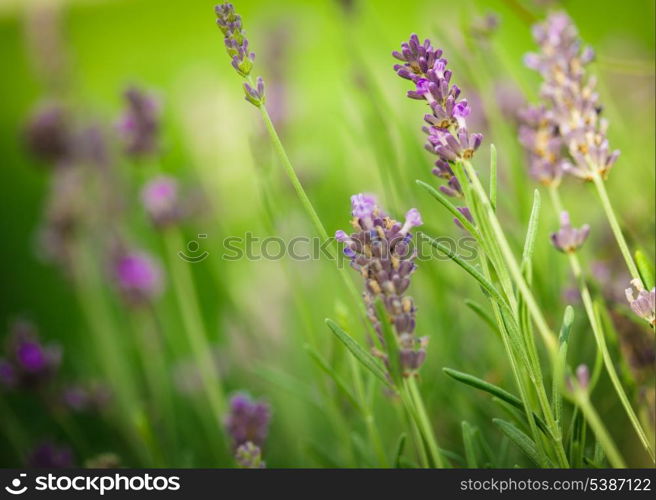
[[443, 368, 549, 436], [393, 433, 407, 468], [416, 180, 478, 236], [493, 419, 548, 467], [325, 319, 390, 387], [426, 236, 510, 309], [304, 344, 362, 411], [438, 448, 465, 466], [461, 421, 478, 468], [553, 306, 575, 425], [521, 189, 541, 270], [464, 299, 501, 339]]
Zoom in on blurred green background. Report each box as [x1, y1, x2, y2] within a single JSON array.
[[0, 0, 653, 467]]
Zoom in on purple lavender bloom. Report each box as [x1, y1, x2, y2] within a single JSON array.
[[518, 105, 564, 187], [625, 280, 655, 327], [116, 87, 160, 157], [453, 206, 474, 231], [225, 393, 271, 450], [235, 441, 265, 468], [550, 211, 590, 254], [394, 35, 483, 198], [215, 3, 265, 107], [141, 176, 183, 228], [0, 360, 16, 388], [113, 250, 163, 305], [61, 382, 111, 413], [522, 12, 619, 181], [27, 442, 74, 468], [350, 193, 378, 219], [471, 12, 500, 40], [244, 77, 265, 107], [576, 364, 590, 389], [0, 320, 61, 390], [23, 102, 73, 165], [337, 195, 427, 377]]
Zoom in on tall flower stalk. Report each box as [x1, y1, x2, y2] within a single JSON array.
[[213, 3, 364, 315], [395, 34, 572, 466], [336, 195, 445, 467], [214, 3, 390, 466], [520, 13, 655, 462], [523, 12, 642, 287]]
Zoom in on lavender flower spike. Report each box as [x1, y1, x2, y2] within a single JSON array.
[[337, 194, 427, 377], [113, 250, 164, 306], [215, 3, 265, 107], [0, 320, 61, 390], [550, 211, 590, 254], [225, 393, 271, 450], [393, 35, 483, 198], [141, 175, 183, 228], [523, 12, 619, 181], [625, 279, 655, 327], [116, 87, 160, 157]]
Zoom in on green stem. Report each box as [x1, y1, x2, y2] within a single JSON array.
[[463, 161, 558, 357], [568, 253, 654, 461], [573, 390, 626, 468], [74, 241, 153, 464], [591, 174, 642, 285], [163, 229, 227, 421], [255, 100, 367, 329], [348, 357, 389, 467], [130, 308, 177, 460], [405, 378, 446, 468]]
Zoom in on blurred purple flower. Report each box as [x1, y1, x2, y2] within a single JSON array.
[[23, 102, 73, 166], [225, 393, 271, 450], [27, 442, 74, 468], [61, 382, 111, 413], [0, 320, 61, 390], [141, 175, 183, 228], [550, 211, 590, 254], [522, 12, 619, 182], [113, 250, 164, 305], [116, 87, 160, 157]]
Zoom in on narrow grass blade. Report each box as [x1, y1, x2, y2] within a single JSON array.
[[489, 144, 497, 211], [426, 236, 510, 309], [521, 189, 541, 272], [394, 433, 407, 468], [493, 419, 548, 467], [461, 421, 478, 468], [635, 249, 655, 289], [553, 306, 575, 425], [416, 180, 478, 236], [464, 299, 501, 339], [325, 319, 390, 387]]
